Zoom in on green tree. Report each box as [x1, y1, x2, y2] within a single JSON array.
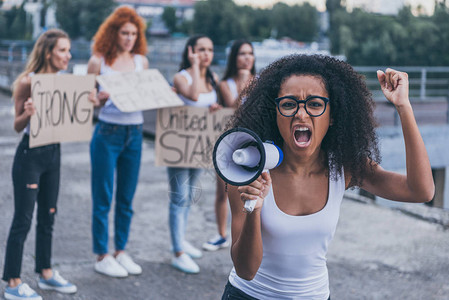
[[192, 0, 319, 45], [0, 3, 32, 40], [246, 8, 271, 40], [326, 0, 346, 54], [326, 0, 343, 14], [193, 0, 242, 45], [271, 2, 318, 42], [40, 0, 50, 28], [80, 0, 115, 40], [162, 6, 177, 33], [179, 19, 193, 35], [0, 14, 6, 39], [54, 0, 82, 38], [54, 0, 115, 40], [431, 2, 449, 65], [338, 25, 354, 58], [408, 18, 439, 65], [326, 1, 449, 65]]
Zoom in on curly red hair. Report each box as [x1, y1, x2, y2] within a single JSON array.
[[92, 6, 148, 65]]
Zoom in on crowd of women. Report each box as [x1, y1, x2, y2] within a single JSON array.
[[2, 5, 434, 300]]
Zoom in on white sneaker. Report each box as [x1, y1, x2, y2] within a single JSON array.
[[94, 255, 128, 278], [4, 283, 42, 300], [202, 235, 230, 251], [38, 270, 77, 294], [115, 252, 142, 275], [183, 241, 203, 259], [171, 253, 200, 274]]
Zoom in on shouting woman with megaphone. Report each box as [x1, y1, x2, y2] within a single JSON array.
[[219, 55, 434, 300]]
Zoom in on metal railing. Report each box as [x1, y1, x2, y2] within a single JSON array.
[[355, 66, 449, 101], [355, 66, 449, 125], [2, 40, 448, 124], [0, 40, 92, 61]]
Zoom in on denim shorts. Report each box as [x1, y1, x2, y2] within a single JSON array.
[[221, 281, 258, 300], [221, 281, 331, 300]]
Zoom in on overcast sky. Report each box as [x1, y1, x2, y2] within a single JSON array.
[[233, 0, 436, 15]]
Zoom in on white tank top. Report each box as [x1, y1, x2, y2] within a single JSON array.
[[177, 69, 217, 107], [226, 78, 238, 100], [229, 167, 345, 300], [98, 54, 145, 125]]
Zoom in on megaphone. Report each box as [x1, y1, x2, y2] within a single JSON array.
[[213, 127, 283, 213]]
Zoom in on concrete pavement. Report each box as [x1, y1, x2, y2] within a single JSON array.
[[0, 91, 448, 299]]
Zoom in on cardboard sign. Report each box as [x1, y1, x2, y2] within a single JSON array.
[[96, 69, 184, 112], [29, 74, 95, 148], [155, 106, 235, 168]]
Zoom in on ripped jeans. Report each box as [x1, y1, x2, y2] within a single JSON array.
[[2, 134, 60, 281]]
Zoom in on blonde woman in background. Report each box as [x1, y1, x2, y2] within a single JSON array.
[[2, 29, 77, 300]]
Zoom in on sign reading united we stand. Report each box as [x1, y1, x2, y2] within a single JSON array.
[[155, 106, 235, 169]]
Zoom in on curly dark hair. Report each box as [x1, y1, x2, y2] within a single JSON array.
[[229, 54, 380, 186]]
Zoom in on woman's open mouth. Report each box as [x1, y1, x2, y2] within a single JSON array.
[[294, 126, 311, 147]]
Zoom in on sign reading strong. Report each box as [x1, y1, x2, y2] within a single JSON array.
[[29, 74, 95, 148]]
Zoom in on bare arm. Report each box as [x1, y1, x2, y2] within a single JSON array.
[[228, 173, 271, 280], [87, 55, 109, 107], [142, 55, 149, 70], [13, 76, 34, 133], [219, 80, 237, 108], [359, 69, 434, 203], [87, 54, 101, 76], [173, 46, 202, 101]]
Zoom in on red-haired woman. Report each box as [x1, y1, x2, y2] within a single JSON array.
[[87, 6, 149, 278]]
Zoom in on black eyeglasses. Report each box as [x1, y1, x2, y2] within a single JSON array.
[[275, 95, 330, 117]]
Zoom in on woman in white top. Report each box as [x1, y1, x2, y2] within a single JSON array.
[[219, 39, 256, 107], [87, 6, 149, 278], [169, 35, 220, 274], [203, 40, 256, 252], [222, 55, 434, 299], [3, 29, 77, 300]]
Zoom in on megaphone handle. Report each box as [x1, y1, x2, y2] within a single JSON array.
[[243, 168, 270, 213], [244, 199, 257, 213]]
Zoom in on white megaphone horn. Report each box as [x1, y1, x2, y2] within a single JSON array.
[[213, 127, 283, 213]]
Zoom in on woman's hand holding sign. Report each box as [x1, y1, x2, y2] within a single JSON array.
[[88, 88, 110, 107]]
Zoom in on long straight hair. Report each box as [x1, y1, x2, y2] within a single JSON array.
[[13, 29, 69, 97], [179, 34, 217, 89], [222, 39, 256, 81]]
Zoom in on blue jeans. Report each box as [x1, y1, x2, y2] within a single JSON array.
[[167, 167, 202, 253], [90, 121, 142, 255], [3, 135, 60, 281]]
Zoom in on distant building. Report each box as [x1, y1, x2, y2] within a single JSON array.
[[1, 0, 57, 39], [346, 0, 404, 14], [346, 0, 434, 15], [1, 0, 24, 10], [1, 0, 197, 39]]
